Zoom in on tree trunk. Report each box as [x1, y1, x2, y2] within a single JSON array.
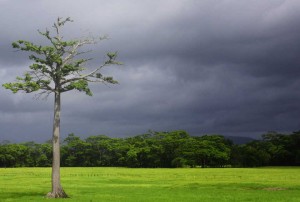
[[47, 91, 68, 198]]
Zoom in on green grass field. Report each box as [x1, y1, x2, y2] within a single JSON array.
[[0, 167, 299, 201]]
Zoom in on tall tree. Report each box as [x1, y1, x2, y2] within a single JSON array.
[[2, 17, 121, 198]]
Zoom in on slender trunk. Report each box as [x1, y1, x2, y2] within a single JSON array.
[[47, 91, 68, 198]]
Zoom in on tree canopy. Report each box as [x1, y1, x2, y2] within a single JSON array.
[[1, 130, 298, 168], [3, 17, 121, 97]]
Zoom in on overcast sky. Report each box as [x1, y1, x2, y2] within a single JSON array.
[[1, 0, 300, 142]]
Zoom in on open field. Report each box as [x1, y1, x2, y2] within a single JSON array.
[[0, 167, 299, 201]]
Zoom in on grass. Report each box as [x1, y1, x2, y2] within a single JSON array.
[[0, 167, 299, 201]]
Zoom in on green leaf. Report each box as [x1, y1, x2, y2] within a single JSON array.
[[103, 76, 118, 84], [12, 42, 20, 49], [64, 80, 93, 96]]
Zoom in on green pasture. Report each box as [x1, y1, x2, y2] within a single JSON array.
[[0, 167, 299, 201]]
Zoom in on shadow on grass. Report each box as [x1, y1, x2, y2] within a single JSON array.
[[1, 191, 48, 200]]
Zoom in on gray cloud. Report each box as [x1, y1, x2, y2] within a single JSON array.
[[1, 0, 300, 142]]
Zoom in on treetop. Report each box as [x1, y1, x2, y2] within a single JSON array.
[[3, 17, 122, 98]]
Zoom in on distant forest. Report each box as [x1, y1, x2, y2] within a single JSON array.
[[0, 130, 299, 168]]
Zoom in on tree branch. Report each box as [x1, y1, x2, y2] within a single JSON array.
[[60, 63, 107, 86], [34, 90, 52, 100]]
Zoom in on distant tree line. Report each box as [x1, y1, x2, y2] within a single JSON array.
[[0, 130, 299, 168]]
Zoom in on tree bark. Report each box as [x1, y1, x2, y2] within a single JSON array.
[[47, 91, 68, 198]]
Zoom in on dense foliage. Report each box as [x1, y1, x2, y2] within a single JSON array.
[[0, 130, 299, 168]]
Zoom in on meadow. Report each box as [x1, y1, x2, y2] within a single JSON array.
[[0, 167, 299, 201]]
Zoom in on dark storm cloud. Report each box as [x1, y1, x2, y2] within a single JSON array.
[[1, 0, 300, 142]]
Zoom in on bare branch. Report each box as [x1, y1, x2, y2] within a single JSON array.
[[34, 90, 52, 100], [38, 29, 61, 52], [60, 63, 107, 86], [62, 39, 96, 66]]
